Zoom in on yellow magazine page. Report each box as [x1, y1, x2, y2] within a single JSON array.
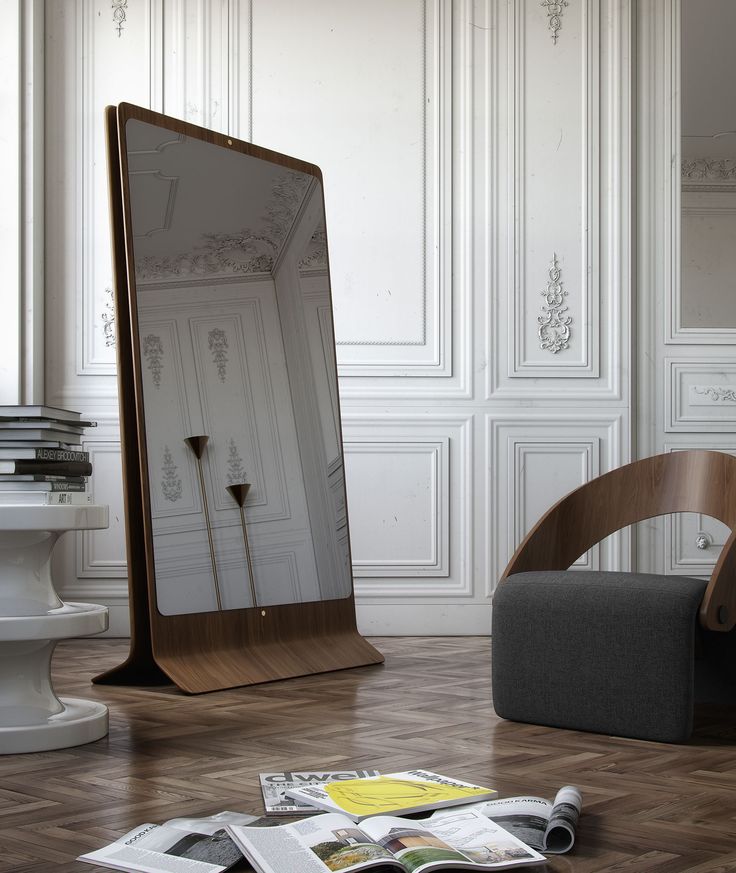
[[323, 771, 494, 817]]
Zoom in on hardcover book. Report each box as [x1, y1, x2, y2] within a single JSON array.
[[0, 447, 89, 462], [0, 480, 87, 492], [0, 420, 89, 434], [0, 491, 92, 505], [0, 460, 93, 476], [0, 429, 89, 443], [0, 405, 85, 422]]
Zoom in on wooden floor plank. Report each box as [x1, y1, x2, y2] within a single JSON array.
[[0, 637, 735, 872]]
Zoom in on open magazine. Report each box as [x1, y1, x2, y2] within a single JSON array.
[[226, 807, 545, 873], [435, 786, 582, 854], [78, 811, 259, 873], [260, 769, 380, 815]]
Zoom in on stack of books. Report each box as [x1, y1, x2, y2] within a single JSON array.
[[0, 405, 96, 506]]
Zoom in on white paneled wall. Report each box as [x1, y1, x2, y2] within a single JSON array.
[[39, 0, 633, 635]]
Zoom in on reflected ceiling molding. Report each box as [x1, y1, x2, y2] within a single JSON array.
[[541, 0, 568, 44], [135, 171, 311, 283], [130, 171, 180, 238], [264, 172, 312, 245], [299, 226, 328, 271], [682, 158, 736, 192], [128, 133, 186, 156]]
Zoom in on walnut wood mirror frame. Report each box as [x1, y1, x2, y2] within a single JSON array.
[[95, 103, 383, 692]]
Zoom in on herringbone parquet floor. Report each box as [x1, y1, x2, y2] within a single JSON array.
[[1, 637, 736, 872]]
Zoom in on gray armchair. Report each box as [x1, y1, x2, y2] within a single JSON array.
[[491, 451, 736, 743]]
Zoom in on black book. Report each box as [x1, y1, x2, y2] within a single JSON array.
[[0, 460, 93, 476], [0, 480, 87, 492]]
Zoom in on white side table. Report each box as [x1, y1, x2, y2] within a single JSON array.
[[0, 505, 110, 754]]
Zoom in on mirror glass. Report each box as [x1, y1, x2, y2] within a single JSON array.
[[124, 118, 351, 615], [681, 0, 736, 328]]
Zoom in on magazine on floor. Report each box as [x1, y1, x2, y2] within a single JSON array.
[[77, 810, 259, 873], [431, 786, 582, 854], [284, 770, 497, 821], [227, 807, 544, 873], [259, 769, 380, 815]]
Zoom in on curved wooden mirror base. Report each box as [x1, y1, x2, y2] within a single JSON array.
[[96, 105, 382, 692]]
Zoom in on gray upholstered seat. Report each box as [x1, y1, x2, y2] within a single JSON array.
[[491, 570, 722, 743]]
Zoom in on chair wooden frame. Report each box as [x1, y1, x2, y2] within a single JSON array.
[[500, 450, 736, 632]]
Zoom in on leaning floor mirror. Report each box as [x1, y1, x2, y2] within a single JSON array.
[[96, 103, 382, 692]]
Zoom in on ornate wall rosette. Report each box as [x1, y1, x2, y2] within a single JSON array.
[[538, 254, 572, 354], [143, 334, 164, 387], [541, 0, 568, 44], [111, 0, 128, 37], [208, 328, 229, 382], [226, 438, 247, 485], [161, 445, 182, 502]]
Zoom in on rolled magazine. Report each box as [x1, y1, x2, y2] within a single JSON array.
[[430, 785, 582, 854]]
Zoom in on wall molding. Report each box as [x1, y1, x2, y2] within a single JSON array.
[[76, 439, 127, 579], [487, 413, 626, 593], [489, 0, 630, 400], [510, 0, 599, 377], [335, 0, 467, 388], [662, 443, 736, 576], [666, 359, 736, 431], [346, 439, 448, 576], [343, 414, 472, 597], [662, 8, 736, 345]]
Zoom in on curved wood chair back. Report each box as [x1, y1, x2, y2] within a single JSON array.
[[500, 450, 736, 631]]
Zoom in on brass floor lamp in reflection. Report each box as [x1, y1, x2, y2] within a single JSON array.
[[184, 435, 222, 611], [226, 483, 257, 608]]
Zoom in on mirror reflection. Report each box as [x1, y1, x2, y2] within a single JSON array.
[[681, 0, 736, 329], [125, 119, 350, 615]]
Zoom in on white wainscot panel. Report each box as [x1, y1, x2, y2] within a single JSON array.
[[663, 444, 736, 575], [669, 189, 736, 343], [488, 414, 624, 589], [342, 415, 472, 596], [667, 360, 736, 432], [347, 440, 447, 575], [74, 0, 160, 375], [162, 0, 230, 132], [510, 0, 599, 376], [250, 0, 462, 380], [76, 440, 127, 579], [490, 0, 629, 400]]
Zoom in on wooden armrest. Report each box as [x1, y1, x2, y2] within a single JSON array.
[[499, 451, 736, 632]]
